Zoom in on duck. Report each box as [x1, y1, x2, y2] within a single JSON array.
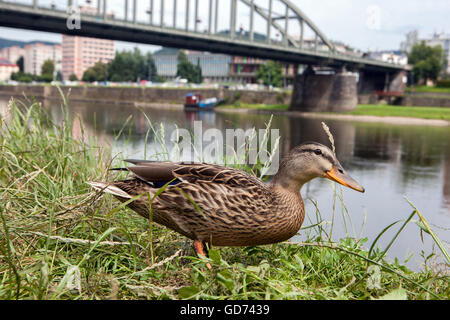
[[88, 142, 364, 267]]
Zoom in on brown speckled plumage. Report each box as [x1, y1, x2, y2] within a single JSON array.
[[88, 142, 364, 249], [109, 163, 304, 246]]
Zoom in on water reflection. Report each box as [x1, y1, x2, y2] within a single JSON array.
[[1, 97, 449, 271]]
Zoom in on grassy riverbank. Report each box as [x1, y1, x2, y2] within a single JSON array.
[[220, 103, 450, 121], [406, 85, 450, 94], [343, 104, 450, 120], [0, 97, 448, 300]]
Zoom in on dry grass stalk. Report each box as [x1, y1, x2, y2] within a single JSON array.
[[321, 122, 335, 154]]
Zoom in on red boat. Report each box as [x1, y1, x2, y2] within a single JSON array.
[[184, 93, 222, 111]]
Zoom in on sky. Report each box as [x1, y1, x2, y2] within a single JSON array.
[[0, 0, 449, 53]]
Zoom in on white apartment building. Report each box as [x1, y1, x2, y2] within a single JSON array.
[[23, 42, 62, 75], [0, 46, 25, 65]]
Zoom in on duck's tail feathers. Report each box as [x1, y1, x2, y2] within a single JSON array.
[[86, 181, 132, 199]]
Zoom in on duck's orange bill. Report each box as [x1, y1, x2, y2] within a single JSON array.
[[325, 166, 365, 193]]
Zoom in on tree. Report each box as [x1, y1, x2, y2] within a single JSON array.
[[16, 56, 24, 72], [176, 51, 202, 83], [255, 61, 283, 87], [107, 52, 129, 82], [107, 48, 158, 82], [56, 70, 63, 82], [408, 41, 445, 84], [41, 59, 55, 78], [82, 61, 108, 82], [69, 73, 78, 81], [195, 57, 203, 84], [10, 71, 36, 83], [145, 52, 158, 82]]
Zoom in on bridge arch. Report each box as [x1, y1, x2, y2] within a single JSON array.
[[221, 0, 336, 52]]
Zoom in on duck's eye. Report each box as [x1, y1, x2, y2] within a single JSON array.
[[314, 149, 322, 155]]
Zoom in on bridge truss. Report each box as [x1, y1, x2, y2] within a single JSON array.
[[0, 0, 405, 72]]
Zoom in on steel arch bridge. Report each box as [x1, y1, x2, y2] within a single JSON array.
[[0, 0, 404, 72]]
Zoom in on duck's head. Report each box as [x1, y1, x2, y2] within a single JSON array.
[[272, 142, 364, 193]]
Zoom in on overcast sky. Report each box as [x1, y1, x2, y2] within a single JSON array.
[[0, 0, 449, 53]]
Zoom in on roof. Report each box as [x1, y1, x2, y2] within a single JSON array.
[[0, 58, 17, 67]]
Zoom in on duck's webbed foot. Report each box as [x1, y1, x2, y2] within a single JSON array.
[[193, 240, 212, 270]]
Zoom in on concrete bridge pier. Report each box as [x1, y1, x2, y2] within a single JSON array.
[[290, 66, 358, 112], [358, 70, 408, 94], [357, 70, 408, 104]]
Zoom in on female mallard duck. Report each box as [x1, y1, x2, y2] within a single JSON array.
[[88, 142, 364, 264]]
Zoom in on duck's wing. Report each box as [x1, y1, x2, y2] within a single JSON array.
[[122, 160, 265, 189]]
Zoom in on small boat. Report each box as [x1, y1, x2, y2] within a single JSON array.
[[184, 93, 222, 111]]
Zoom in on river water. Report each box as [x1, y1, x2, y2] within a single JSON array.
[[2, 98, 449, 271]]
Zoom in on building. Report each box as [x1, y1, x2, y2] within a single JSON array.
[[154, 48, 232, 82], [424, 32, 450, 74], [366, 50, 408, 66], [23, 42, 61, 76], [62, 35, 115, 80], [154, 48, 297, 85], [0, 58, 19, 81], [400, 30, 419, 53], [0, 46, 25, 66], [230, 56, 297, 85]]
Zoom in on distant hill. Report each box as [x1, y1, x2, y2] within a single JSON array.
[[0, 37, 59, 50]]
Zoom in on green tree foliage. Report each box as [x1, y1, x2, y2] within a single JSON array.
[[408, 41, 445, 84], [10, 72, 37, 83], [69, 73, 78, 81], [16, 56, 24, 72], [255, 61, 283, 87], [79, 48, 158, 83], [10, 58, 56, 82], [39, 59, 55, 82], [176, 51, 203, 83], [82, 61, 108, 82], [107, 48, 158, 82], [40, 59, 54, 77]]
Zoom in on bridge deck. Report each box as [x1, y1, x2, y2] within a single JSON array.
[[0, 1, 405, 73]]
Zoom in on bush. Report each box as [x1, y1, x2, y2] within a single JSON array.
[[233, 91, 241, 102], [436, 80, 450, 88], [39, 73, 53, 83], [10, 71, 37, 83]]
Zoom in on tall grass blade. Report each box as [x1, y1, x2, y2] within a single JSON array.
[[405, 197, 450, 265]]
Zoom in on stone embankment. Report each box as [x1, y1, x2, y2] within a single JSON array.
[[0, 85, 291, 106]]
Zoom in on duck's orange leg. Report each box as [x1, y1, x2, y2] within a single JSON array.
[[193, 240, 212, 270]]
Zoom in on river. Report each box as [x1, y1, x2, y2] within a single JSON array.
[[2, 97, 449, 272]]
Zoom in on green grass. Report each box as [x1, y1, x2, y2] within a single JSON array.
[[406, 85, 450, 94], [344, 104, 450, 121], [220, 103, 450, 121], [0, 94, 448, 300]]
